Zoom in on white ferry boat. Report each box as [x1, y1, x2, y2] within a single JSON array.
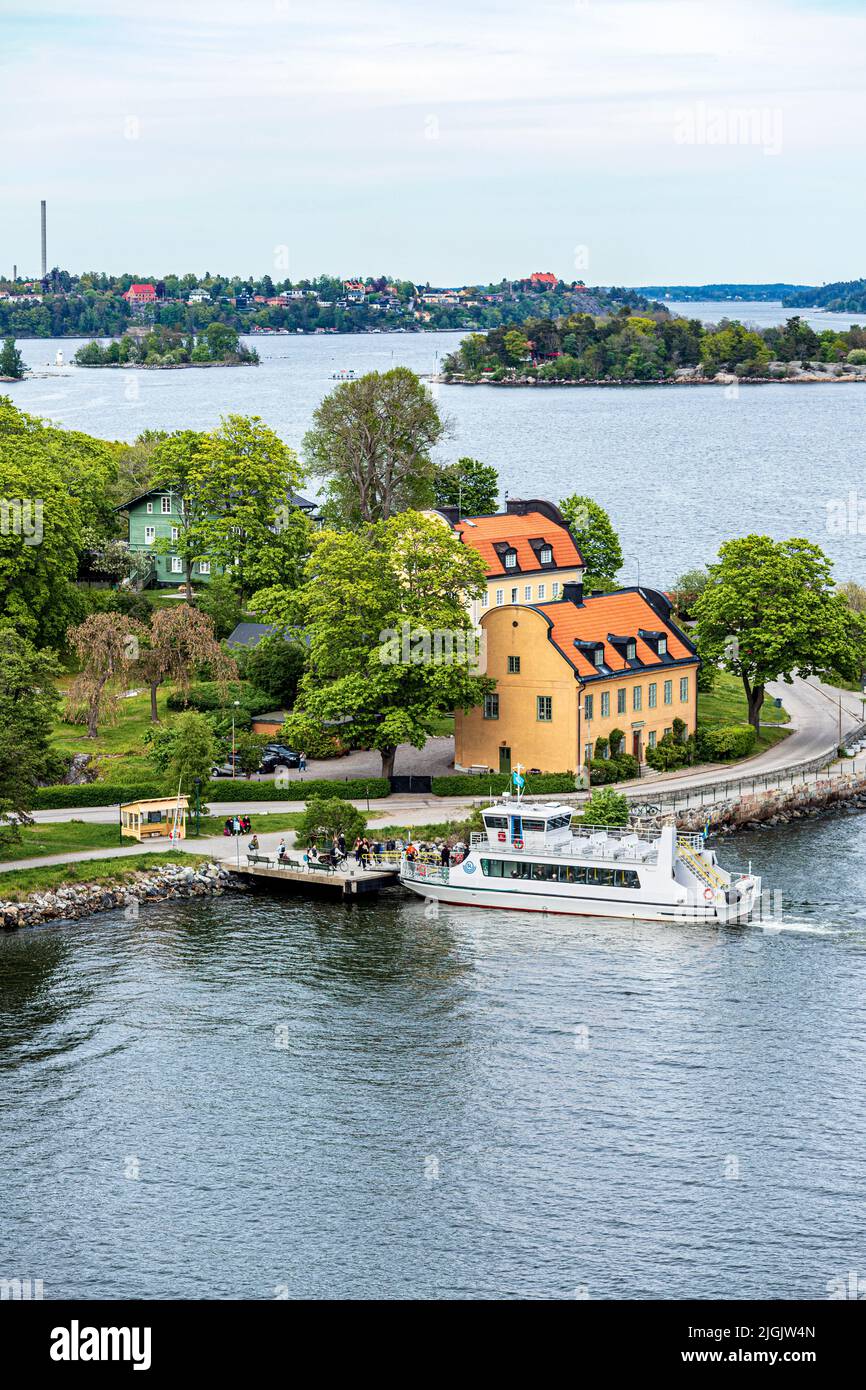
[[400, 792, 760, 925]]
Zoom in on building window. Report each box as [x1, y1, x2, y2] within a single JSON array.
[[511, 587, 518, 603], [617, 688, 626, 714], [680, 676, 689, 702], [504, 549, 517, 569], [664, 680, 673, 705], [552, 582, 560, 598], [594, 646, 604, 668], [483, 694, 499, 720], [523, 585, 532, 601], [601, 691, 610, 718], [584, 742, 593, 766], [626, 639, 637, 660], [584, 694, 593, 721], [171, 527, 179, 541], [664, 726, 673, 738], [481, 592, 489, 608], [161, 495, 172, 514], [537, 584, 546, 600], [540, 546, 553, 564], [648, 682, 657, 708], [495, 589, 504, 605], [537, 696, 553, 722], [170, 557, 183, 574], [633, 686, 642, 711], [658, 636, 667, 655], [198, 561, 211, 575], [144, 526, 155, 544], [507, 656, 520, 674], [648, 731, 656, 749]]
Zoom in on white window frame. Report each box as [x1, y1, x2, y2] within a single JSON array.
[[161, 495, 172, 514], [170, 556, 183, 574], [537, 583, 546, 600], [504, 550, 517, 569], [481, 591, 489, 609], [540, 546, 553, 564], [198, 560, 211, 575], [495, 588, 504, 605], [658, 636, 668, 655], [552, 582, 560, 598], [680, 676, 689, 702], [171, 526, 179, 541], [523, 585, 532, 602], [146, 502, 153, 514], [144, 525, 155, 544]]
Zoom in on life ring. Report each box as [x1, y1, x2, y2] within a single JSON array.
[[513, 838, 524, 851], [703, 887, 714, 901]]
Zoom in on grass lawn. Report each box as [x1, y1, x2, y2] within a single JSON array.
[[698, 672, 791, 755], [0, 812, 307, 866], [0, 852, 209, 902], [50, 687, 170, 783], [427, 713, 455, 737], [189, 811, 306, 838]]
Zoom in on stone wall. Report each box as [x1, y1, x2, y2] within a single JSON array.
[[674, 772, 866, 835], [1, 861, 244, 932]]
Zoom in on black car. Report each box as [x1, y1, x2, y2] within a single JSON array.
[[260, 744, 301, 772]]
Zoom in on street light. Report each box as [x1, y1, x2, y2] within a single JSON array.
[[192, 777, 202, 838], [231, 700, 241, 779]]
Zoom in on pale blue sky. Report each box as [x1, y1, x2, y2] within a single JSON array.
[[2, 0, 864, 285]]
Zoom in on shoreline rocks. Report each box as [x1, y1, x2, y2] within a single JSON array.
[[674, 773, 866, 836], [0, 861, 245, 932]]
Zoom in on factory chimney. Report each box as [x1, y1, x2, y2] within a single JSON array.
[[40, 200, 47, 279]]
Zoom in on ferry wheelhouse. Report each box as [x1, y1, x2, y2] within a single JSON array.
[[400, 794, 760, 924]]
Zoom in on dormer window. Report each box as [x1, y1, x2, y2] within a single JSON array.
[[504, 549, 517, 569], [540, 545, 553, 565], [658, 636, 667, 655], [626, 639, 637, 660], [594, 646, 605, 667]]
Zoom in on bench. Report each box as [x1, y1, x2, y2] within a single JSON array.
[[305, 859, 335, 874], [246, 853, 274, 866]]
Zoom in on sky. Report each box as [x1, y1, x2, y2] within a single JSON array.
[[2, 0, 865, 286]]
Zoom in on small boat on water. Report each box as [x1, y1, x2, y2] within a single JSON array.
[[400, 784, 760, 925]]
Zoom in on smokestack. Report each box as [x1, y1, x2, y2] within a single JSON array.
[[40, 201, 47, 278]]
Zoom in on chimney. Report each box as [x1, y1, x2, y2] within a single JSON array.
[[40, 200, 47, 278], [563, 580, 584, 606]]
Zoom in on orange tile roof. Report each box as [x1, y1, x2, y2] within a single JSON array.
[[535, 590, 697, 679], [454, 511, 582, 575]]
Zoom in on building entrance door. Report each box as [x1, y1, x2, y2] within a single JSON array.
[[499, 746, 511, 775]]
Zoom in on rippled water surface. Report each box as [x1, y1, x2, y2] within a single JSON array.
[[2, 818, 865, 1300]]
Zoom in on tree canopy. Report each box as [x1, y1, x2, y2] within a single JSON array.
[[434, 457, 500, 516], [558, 494, 623, 591]]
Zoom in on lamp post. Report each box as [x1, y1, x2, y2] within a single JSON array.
[[231, 700, 241, 779], [193, 777, 202, 838]]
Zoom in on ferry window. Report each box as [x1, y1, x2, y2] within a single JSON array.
[[521, 818, 545, 831], [680, 677, 689, 702], [537, 696, 553, 722], [633, 686, 642, 711], [531, 863, 557, 881], [483, 694, 499, 720], [508, 861, 532, 880], [559, 864, 587, 884], [601, 691, 610, 717], [485, 815, 508, 829], [508, 655, 521, 674], [648, 682, 657, 708], [549, 815, 571, 829], [617, 688, 626, 714], [584, 694, 593, 720], [614, 869, 640, 889], [664, 680, 673, 705]]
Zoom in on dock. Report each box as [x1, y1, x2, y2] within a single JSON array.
[[227, 856, 400, 899]]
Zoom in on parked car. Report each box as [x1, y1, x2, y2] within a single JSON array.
[[260, 744, 301, 772], [211, 753, 243, 777]]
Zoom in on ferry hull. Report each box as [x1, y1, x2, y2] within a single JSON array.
[[400, 875, 758, 924]]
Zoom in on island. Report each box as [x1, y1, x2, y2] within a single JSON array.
[[438, 311, 866, 386], [74, 323, 259, 369]]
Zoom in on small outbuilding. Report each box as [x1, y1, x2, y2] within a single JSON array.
[[121, 796, 189, 841]]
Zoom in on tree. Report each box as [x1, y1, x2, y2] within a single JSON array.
[[0, 626, 62, 833], [253, 510, 491, 778], [162, 712, 216, 794], [434, 457, 500, 516], [236, 635, 306, 707], [66, 613, 147, 738], [503, 330, 530, 365], [581, 786, 629, 826], [693, 535, 866, 732], [234, 731, 267, 778], [297, 797, 366, 846], [0, 338, 26, 380], [558, 494, 624, 590], [672, 566, 710, 616], [138, 604, 237, 723], [194, 573, 244, 640], [303, 368, 444, 525]]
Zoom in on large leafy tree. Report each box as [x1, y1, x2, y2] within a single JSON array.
[[138, 605, 237, 723], [558, 494, 623, 591], [148, 711, 216, 794], [434, 457, 499, 516], [0, 625, 62, 832], [303, 368, 444, 525], [0, 338, 26, 380], [0, 450, 84, 647], [693, 535, 866, 731], [252, 511, 491, 778]]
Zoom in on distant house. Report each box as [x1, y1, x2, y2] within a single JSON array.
[[529, 271, 558, 289], [123, 283, 158, 305], [116, 487, 317, 588], [187, 289, 211, 304], [343, 281, 366, 303]]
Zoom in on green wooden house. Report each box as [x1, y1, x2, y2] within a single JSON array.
[[117, 486, 316, 588]]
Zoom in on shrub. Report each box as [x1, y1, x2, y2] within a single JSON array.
[[588, 754, 639, 784], [580, 786, 629, 826], [31, 775, 392, 809], [847, 348, 866, 365], [296, 797, 367, 846], [430, 772, 575, 796], [608, 727, 625, 756], [32, 782, 166, 808], [166, 680, 272, 715], [696, 724, 757, 761], [244, 777, 391, 801]]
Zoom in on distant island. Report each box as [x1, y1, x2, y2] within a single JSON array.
[[439, 310, 866, 386], [0, 268, 651, 339], [74, 323, 259, 369], [782, 278, 866, 314], [636, 280, 866, 314]]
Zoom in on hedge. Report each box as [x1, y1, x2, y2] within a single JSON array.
[[588, 754, 639, 785], [697, 724, 757, 761], [430, 772, 575, 796], [32, 776, 392, 808], [166, 681, 274, 715]]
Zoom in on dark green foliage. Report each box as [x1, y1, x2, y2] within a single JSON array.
[[165, 680, 272, 715], [430, 772, 574, 796], [296, 797, 367, 846], [696, 724, 757, 761]]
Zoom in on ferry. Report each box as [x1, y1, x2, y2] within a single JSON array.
[[400, 786, 760, 925]]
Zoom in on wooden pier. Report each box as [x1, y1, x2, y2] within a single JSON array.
[[226, 856, 400, 899]]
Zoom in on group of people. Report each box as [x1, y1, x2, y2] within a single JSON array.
[[404, 840, 463, 866], [223, 815, 252, 837]]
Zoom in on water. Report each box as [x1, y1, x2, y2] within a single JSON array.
[[666, 298, 866, 331], [1, 817, 864, 1300], [8, 312, 866, 587]]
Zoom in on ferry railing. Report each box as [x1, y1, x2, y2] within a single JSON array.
[[402, 861, 450, 884]]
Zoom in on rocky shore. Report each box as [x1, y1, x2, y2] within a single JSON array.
[[675, 772, 866, 836], [0, 861, 244, 931]]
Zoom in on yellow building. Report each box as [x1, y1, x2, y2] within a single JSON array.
[[455, 582, 699, 774], [433, 498, 585, 625], [121, 796, 189, 841]]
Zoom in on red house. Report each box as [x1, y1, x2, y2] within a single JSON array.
[[530, 271, 558, 288], [123, 283, 158, 304]]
